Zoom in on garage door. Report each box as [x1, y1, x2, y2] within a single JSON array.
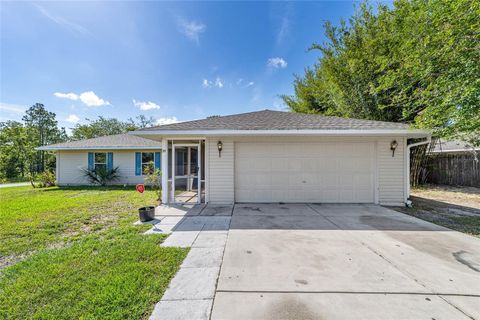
[[235, 142, 375, 203]]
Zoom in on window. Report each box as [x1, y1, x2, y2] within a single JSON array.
[[141, 152, 154, 175], [94, 152, 107, 172]]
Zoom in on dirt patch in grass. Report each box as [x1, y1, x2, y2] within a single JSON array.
[[393, 185, 480, 237], [0, 252, 34, 271], [412, 184, 480, 209]]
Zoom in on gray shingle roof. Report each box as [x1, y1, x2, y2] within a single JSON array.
[[432, 139, 480, 153], [37, 133, 163, 150], [137, 110, 410, 131]]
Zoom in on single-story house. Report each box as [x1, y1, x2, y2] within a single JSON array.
[[38, 110, 431, 206]]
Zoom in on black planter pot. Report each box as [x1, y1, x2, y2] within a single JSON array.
[[138, 206, 156, 222]]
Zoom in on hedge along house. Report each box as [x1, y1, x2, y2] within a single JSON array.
[[38, 110, 431, 206]]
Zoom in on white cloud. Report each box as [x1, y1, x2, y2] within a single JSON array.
[[178, 19, 206, 43], [277, 16, 290, 45], [155, 117, 179, 125], [236, 79, 254, 88], [275, 3, 293, 46], [79, 91, 110, 107], [267, 57, 288, 69], [54, 92, 78, 100], [0, 102, 25, 114], [132, 99, 160, 111], [214, 77, 224, 88], [65, 114, 80, 123], [34, 4, 89, 35], [54, 91, 110, 107], [202, 77, 224, 88]]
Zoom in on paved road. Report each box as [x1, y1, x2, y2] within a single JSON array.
[[0, 182, 30, 188], [211, 203, 480, 320]]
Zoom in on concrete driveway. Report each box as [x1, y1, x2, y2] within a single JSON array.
[[211, 204, 480, 320]]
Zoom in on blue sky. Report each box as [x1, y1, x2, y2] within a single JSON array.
[[0, 1, 359, 130]]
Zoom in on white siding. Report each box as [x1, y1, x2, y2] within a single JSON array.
[[377, 137, 405, 205], [206, 138, 234, 204], [205, 136, 406, 205], [57, 151, 89, 185], [56, 150, 161, 186]]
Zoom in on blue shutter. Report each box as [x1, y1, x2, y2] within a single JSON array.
[[154, 152, 161, 171], [107, 152, 113, 171], [135, 152, 141, 176], [88, 152, 94, 171]]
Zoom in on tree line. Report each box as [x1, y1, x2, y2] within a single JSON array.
[[282, 0, 479, 146], [0, 103, 156, 182]]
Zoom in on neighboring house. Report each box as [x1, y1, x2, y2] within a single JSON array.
[[38, 110, 430, 206], [426, 140, 479, 187]]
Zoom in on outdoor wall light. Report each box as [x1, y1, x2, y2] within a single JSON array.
[[390, 140, 398, 157], [217, 141, 223, 157]]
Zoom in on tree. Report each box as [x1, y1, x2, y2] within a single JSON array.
[[0, 121, 34, 179], [72, 115, 156, 140], [128, 115, 156, 129], [71, 117, 132, 140], [22, 103, 67, 172], [282, 0, 480, 145]]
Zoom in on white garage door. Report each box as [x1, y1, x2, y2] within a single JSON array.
[[235, 142, 375, 203]]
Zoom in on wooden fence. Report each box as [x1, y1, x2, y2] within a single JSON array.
[[425, 152, 479, 187]]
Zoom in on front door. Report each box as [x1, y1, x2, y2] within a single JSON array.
[[172, 144, 201, 204]]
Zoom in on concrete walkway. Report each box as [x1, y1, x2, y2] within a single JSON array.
[[145, 204, 233, 320], [0, 182, 29, 188], [145, 203, 480, 320]]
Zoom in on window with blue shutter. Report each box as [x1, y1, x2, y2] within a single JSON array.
[[107, 152, 113, 171], [88, 152, 94, 171], [135, 152, 141, 176], [154, 152, 161, 171]]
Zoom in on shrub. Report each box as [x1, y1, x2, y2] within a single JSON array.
[[144, 168, 162, 202], [29, 171, 56, 188], [83, 167, 119, 186]]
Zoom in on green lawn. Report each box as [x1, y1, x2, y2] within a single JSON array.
[[0, 186, 188, 319]]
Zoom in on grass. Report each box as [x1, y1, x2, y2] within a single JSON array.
[[0, 186, 188, 319], [394, 185, 480, 238]]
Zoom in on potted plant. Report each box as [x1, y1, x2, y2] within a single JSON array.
[[138, 205, 156, 222], [135, 183, 156, 222]]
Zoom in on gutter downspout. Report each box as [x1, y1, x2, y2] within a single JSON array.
[[405, 136, 431, 205]]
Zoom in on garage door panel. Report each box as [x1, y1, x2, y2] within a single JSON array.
[[271, 158, 288, 171], [323, 159, 338, 172], [287, 159, 302, 171], [339, 175, 354, 186], [235, 142, 374, 203], [288, 173, 304, 187]]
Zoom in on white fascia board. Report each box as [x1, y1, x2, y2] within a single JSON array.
[[131, 129, 431, 137], [36, 146, 164, 151], [430, 149, 479, 153]]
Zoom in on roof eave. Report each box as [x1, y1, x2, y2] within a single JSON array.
[[131, 129, 431, 138], [36, 146, 164, 151]]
